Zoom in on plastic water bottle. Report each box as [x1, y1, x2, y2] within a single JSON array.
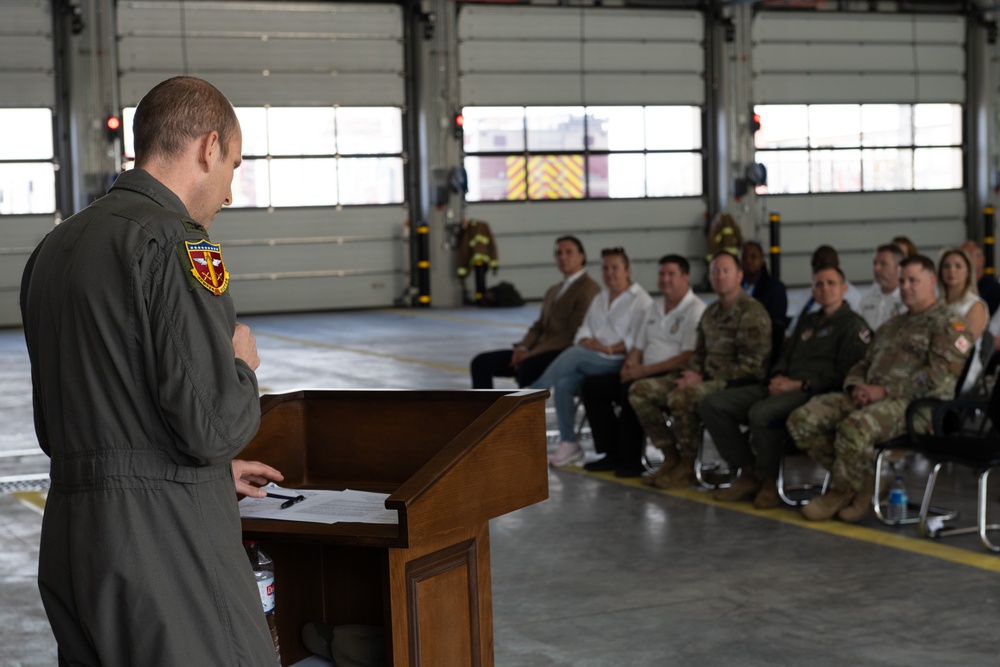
[[887, 476, 908, 522], [245, 541, 282, 666]]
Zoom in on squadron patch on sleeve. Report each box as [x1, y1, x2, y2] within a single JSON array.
[[955, 335, 971, 354], [951, 319, 967, 333], [184, 240, 229, 295], [858, 328, 872, 344]]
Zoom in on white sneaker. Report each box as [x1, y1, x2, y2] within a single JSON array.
[[549, 440, 583, 467]]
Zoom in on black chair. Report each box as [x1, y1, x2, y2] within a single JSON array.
[[912, 367, 1000, 551], [871, 351, 978, 526]]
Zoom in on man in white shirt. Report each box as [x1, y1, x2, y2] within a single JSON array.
[[581, 255, 707, 477], [856, 244, 906, 329]]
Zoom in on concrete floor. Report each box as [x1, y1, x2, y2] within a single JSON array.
[[2, 303, 999, 666]]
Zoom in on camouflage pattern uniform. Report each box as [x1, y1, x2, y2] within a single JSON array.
[[786, 300, 972, 492], [629, 291, 771, 458]]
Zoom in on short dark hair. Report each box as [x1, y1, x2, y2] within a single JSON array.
[[875, 244, 904, 264], [811, 245, 840, 270], [710, 250, 741, 270], [901, 254, 935, 273], [813, 265, 845, 282], [555, 235, 586, 264], [659, 254, 690, 275], [133, 76, 240, 166], [601, 246, 630, 268]]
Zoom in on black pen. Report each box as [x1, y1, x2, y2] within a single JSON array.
[[266, 491, 306, 509]]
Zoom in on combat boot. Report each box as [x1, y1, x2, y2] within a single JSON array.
[[712, 464, 760, 502], [838, 473, 875, 523], [641, 448, 679, 487], [753, 478, 781, 509], [801, 487, 855, 521], [653, 456, 696, 490]]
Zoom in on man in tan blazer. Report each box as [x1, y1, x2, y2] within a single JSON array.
[[471, 236, 601, 388]]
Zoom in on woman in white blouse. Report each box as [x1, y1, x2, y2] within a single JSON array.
[[939, 246, 988, 394], [531, 247, 653, 467]]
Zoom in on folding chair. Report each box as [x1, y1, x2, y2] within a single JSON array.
[[872, 352, 979, 526], [912, 373, 1000, 551]]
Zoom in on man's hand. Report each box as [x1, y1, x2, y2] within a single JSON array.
[[675, 369, 703, 388], [232, 459, 284, 498], [620, 360, 644, 382], [768, 374, 801, 396], [851, 383, 887, 408], [233, 322, 260, 371], [511, 347, 529, 368]]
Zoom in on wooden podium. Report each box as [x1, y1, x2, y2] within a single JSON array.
[[239, 388, 549, 666]]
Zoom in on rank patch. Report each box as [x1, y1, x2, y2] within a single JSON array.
[[185, 240, 229, 295]]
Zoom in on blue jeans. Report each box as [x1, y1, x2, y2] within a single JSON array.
[[530, 346, 624, 442]]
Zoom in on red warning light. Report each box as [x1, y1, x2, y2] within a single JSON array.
[[106, 116, 122, 131]]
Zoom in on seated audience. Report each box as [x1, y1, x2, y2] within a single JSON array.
[[960, 240, 1000, 316], [698, 266, 870, 508], [628, 252, 771, 489], [581, 255, 706, 478], [939, 246, 988, 394], [741, 240, 788, 364], [786, 255, 972, 523], [531, 247, 652, 467], [470, 236, 600, 389], [856, 244, 906, 330]]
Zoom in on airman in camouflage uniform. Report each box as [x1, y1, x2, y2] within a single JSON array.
[[787, 255, 973, 521], [629, 252, 771, 489]]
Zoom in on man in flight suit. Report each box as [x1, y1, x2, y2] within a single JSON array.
[[21, 76, 283, 665], [787, 255, 972, 522]]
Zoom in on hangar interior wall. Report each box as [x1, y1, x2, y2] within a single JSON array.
[[1, 1, 992, 325], [460, 6, 707, 294], [0, 0, 55, 326], [752, 12, 968, 287], [117, 0, 409, 313]]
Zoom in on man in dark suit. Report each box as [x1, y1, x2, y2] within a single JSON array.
[[470, 236, 601, 388], [741, 240, 788, 363]]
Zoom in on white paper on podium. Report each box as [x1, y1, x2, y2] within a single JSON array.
[[239, 484, 398, 525]]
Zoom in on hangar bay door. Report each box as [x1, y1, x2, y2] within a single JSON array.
[[117, 1, 410, 313]]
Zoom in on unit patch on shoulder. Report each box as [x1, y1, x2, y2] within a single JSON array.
[[184, 240, 229, 295], [859, 328, 872, 344], [955, 335, 971, 355], [951, 319, 967, 333]]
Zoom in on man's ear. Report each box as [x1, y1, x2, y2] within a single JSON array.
[[198, 131, 221, 173]]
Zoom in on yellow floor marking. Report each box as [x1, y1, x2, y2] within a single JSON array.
[[567, 468, 1000, 574], [254, 331, 468, 374], [379, 307, 529, 330], [12, 491, 46, 514]]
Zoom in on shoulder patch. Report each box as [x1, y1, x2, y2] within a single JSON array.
[[955, 335, 971, 355], [859, 328, 872, 344], [184, 240, 229, 295], [951, 319, 967, 333]]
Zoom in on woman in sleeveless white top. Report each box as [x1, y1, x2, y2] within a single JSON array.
[[939, 247, 988, 394]]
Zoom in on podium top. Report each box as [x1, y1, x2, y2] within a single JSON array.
[[241, 388, 549, 547]]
